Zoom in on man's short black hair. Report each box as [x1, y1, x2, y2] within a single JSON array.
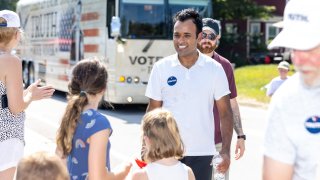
[[173, 9, 203, 37]]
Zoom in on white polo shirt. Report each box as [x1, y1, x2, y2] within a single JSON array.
[[145, 52, 230, 156]]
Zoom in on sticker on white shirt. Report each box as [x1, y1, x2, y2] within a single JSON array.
[[305, 116, 320, 134], [167, 76, 177, 86]]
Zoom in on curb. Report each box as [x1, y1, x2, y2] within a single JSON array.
[[238, 98, 269, 110]]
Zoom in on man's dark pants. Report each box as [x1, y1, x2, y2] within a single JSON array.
[[180, 155, 213, 180]]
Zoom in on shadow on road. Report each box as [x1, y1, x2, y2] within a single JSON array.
[[100, 104, 147, 124]]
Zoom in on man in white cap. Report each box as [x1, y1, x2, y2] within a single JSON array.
[[265, 61, 290, 97], [197, 18, 246, 180], [263, 0, 320, 179]]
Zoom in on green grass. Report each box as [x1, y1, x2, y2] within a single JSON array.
[[234, 64, 294, 104]]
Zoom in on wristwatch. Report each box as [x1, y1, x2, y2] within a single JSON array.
[[237, 135, 246, 140]]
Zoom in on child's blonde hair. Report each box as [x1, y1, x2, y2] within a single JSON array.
[[16, 152, 69, 180], [0, 17, 21, 45], [142, 109, 184, 162]]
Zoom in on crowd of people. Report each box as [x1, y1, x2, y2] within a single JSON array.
[[1, 0, 320, 179]]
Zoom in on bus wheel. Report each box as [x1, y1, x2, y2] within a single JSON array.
[[99, 99, 114, 110], [28, 63, 35, 86], [22, 62, 30, 88]]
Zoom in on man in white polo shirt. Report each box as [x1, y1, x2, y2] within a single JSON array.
[[263, 0, 320, 179], [145, 9, 233, 180]]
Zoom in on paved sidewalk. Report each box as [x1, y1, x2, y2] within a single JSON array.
[[24, 128, 56, 156]]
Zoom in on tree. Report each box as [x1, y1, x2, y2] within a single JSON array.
[[0, 0, 19, 11], [212, 0, 275, 20], [212, 0, 276, 66]]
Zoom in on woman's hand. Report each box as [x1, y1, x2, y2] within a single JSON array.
[[25, 79, 55, 101]]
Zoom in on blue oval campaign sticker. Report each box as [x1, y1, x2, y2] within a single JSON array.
[[305, 116, 320, 134], [167, 76, 177, 86]]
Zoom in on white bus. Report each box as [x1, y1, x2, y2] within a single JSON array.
[[16, 0, 212, 104]]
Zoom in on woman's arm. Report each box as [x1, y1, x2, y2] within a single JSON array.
[[5, 55, 54, 114], [6, 55, 29, 114]]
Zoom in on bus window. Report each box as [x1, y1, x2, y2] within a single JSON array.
[[120, 0, 167, 39], [168, 0, 211, 16], [167, 0, 212, 38]]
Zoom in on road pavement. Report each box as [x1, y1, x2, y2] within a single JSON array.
[[21, 93, 277, 179]]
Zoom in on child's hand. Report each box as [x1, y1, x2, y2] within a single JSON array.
[[124, 162, 133, 175], [118, 162, 132, 179]]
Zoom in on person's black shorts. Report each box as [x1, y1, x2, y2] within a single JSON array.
[[180, 155, 213, 180], [1, 94, 8, 108]]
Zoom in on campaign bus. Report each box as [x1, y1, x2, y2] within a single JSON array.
[[16, 0, 212, 104]]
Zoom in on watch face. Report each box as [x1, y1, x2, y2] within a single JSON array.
[[237, 135, 246, 140]]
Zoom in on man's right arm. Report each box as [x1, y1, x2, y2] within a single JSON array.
[[215, 95, 233, 173], [146, 98, 162, 112]]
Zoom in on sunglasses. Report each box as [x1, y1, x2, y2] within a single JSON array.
[[202, 32, 216, 40]]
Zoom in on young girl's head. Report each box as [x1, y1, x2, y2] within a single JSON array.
[[16, 152, 69, 180], [56, 58, 108, 157], [142, 109, 184, 162], [0, 10, 22, 47]]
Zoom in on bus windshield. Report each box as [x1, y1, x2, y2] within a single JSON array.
[[167, 0, 212, 38], [120, 0, 166, 39], [119, 0, 211, 40]]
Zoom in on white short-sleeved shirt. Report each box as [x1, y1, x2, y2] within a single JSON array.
[[264, 73, 320, 180], [266, 76, 289, 96], [145, 52, 230, 156], [145, 161, 189, 180]]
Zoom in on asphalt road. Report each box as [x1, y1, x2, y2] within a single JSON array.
[[22, 91, 276, 179]]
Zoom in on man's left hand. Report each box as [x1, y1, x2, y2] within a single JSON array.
[[235, 138, 245, 160]]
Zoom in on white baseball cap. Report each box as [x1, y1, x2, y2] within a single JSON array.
[[278, 61, 290, 70], [268, 0, 320, 50], [0, 10, 20, 28]]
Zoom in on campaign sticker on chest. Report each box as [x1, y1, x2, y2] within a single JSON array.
[[305, 116, 320, 134], [167, 76, 177, 86]]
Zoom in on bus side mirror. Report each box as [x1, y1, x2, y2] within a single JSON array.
[[110, 16, 121, 37]]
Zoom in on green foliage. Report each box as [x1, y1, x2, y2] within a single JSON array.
[[212, 0, 275, 20], [250, 33, 267, 52], [234, 64, 294, 104], [0, 0, 19, 11], [211, 0, 275, 67], [219, 32, 248, 67]]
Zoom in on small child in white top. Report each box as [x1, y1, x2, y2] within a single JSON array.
[[130, 109, 195, 180], [266, 61, 290, 97]]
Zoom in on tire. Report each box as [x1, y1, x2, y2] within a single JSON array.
[[98, 99, 114, 110], [22, 62, 30, 88], [28, 64, 35, 86]]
